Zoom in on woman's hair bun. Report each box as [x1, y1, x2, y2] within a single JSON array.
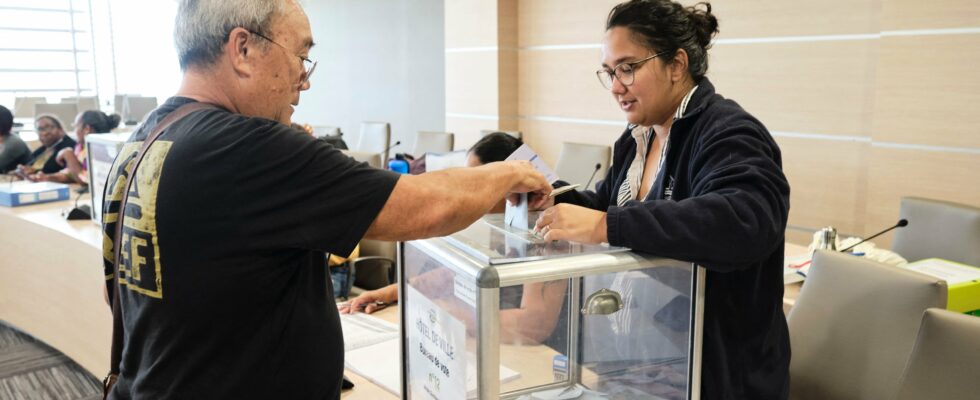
[[687, 2, 719, 49]]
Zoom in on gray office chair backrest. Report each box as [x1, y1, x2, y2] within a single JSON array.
[[555, 142, 611, 190], [14, 97, 47, 118], [61, 96, 100, 112], [413, 131, 454, 155], [340, 150, 382, 169], [35, 103, 79, 131], [123, 96, 159, 125], [895, 308, 980, 400], [892, 197, 980, 266], [357, 121, 391, 162], [480, 129, 522, 139], [787, 250, 947, 400]]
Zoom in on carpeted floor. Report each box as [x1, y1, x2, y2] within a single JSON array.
[[0, 321, 101, 400]]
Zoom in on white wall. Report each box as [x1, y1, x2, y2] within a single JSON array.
[[294, 0, 446, 154]]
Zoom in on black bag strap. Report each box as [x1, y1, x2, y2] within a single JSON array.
[[107, 101, 217, 378]]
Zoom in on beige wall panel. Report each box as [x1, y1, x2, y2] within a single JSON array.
[[518, 0, 620, 47], [518, 119, 627, 169], [518, 49, 627, 121], [776, 137, 870, 236], [446, 116, 511, 151], [680, 0, 880, 38], [881, 0, 980, 30], [445, 52, 499, 115], [445, 0, 498, 48], [872, 35, 980, 148], [499, 49, 519, 117], [498, 0, 519, 48], [864, 146, 980, 247], [710, 40, 878, 137], [517, 0, 880, 47]]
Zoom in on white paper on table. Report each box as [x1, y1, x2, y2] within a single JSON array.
[[505, 144, 559, 184], [341, 312, 399, 351], [345, 339, 401, 395]]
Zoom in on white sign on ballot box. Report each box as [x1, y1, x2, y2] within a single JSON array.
[[406, 285, 467, 400]]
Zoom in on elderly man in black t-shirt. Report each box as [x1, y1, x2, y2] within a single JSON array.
[[100, 1, 551, 399]]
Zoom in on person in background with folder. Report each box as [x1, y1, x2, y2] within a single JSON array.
[[99, 1, 551, 399], [531, 1, 791, 399], [16, 114, 76, 177]]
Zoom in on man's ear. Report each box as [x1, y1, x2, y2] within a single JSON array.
[[226, 27, 255, 78]]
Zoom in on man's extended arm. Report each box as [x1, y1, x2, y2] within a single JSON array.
[[364, 160, 551, 241]]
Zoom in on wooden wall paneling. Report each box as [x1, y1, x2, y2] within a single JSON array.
[[518, 119, 624, 167], [499, 49, 519, 119], [776, 137, 871, 236], [517, 49, 622, 121], [679, 0, 881, 38], [864, 146, 980, 247], [445, 0, 499, 48], [709, 40, 879, 137], [445, 51, 501, 116], [517, 0, 619, 47], [872, 34, 980, 148], [881, 0, 980, 30], [447, 116, 506, 151]]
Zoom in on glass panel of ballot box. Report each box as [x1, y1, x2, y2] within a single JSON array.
[[399, 213, 705, 400]]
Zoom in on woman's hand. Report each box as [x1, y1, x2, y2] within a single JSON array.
[[338, 284, 398, 314], [533, 203, 608, 244]]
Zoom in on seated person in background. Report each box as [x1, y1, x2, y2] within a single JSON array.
[[34, 110, 121, 184], [0, 105, 32, 173], [16, 114, 76, 177], [341, 131, 569, 346]]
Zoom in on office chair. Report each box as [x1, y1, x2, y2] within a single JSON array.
[[357, 122, 391, 163], [61, 96, 100, 113], [895, 308, 980, 400], [350, 240, 397, 291], [787, 250, 947, 400], [479, 129, 522, 139], [34, 103, 79, 130], [413, 131, 454, 155], [892, 197, 980, 266], [554, 142, 611, 190], [14, 97, 47, 119]]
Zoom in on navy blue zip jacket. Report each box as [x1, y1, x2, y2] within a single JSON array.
[[556, 77, 791, 400]]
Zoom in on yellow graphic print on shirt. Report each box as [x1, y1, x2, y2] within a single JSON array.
[[102, 140, 173, 299]]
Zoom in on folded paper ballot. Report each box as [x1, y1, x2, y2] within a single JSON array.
[[0, 181, 70, 207]]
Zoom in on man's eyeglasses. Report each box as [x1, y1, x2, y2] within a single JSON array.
[[249, 31, 317, 85], [596, 50, 671, 90]]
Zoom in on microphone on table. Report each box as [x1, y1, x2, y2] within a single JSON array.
[[839, 219, 908, 253], [65, 188, 92, 220], [382, 140, 401, 157], [584, 163, 601, 191]]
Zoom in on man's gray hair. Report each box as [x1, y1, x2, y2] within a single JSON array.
[[174, 0, 289, 70]]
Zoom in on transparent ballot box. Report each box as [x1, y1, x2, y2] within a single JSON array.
[[399, 214, 704, 399]]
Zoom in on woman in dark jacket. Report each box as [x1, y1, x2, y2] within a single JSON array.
[[534, 1, 792, 399]]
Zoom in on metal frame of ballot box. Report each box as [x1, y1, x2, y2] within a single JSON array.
[[397, 214, 705, 400]]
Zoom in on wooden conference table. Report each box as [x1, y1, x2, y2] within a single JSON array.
[[0, 190, 807, 398]]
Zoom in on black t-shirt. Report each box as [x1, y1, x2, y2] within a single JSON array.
[[101, 97, 399, 399]]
